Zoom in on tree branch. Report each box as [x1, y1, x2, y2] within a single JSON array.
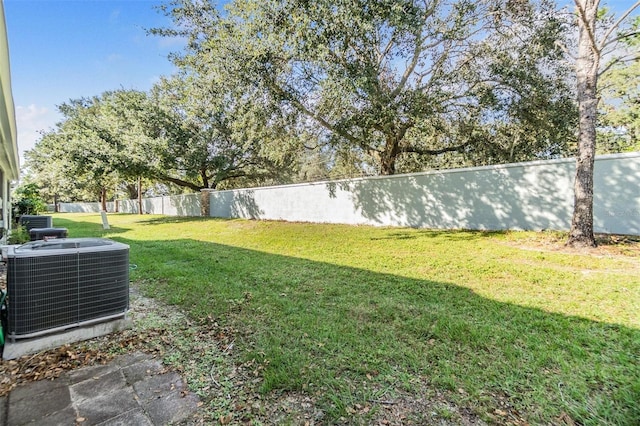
[[555, 40, 578, 60], [573, 0, 600, 54], [153, 173, 203, 191], [599, 53, 640, 77], [598, 1, 640, 51], [391, 37, 424, 99], [602, 30, 640, 50], [377, 32, 396, 66], [399, 141, 471, 156], [265, 76, 362, 147]]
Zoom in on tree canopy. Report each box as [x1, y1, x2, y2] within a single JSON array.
[[157, 0, 577, 176], [25, 83, 297, 204], [26, 0, 640, 208]]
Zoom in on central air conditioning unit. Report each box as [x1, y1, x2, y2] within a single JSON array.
[[18, 215, 53, 230], [5, 238, 129, 340]]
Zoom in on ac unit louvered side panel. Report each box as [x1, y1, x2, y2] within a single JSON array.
[[19, 215, 53, 230], [77, 249, 129, 321], [7, 254, 79, 336]]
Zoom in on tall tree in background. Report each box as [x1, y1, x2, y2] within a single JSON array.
[[156, 0, 575, 176], [25, 82, 298, 201], [24, 131, 95, 207], [567, 0, 640, 247], [151, 73, 296, 190], [25, 90, 164, 207]]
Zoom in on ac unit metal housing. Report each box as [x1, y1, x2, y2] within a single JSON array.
[[18, 215, 53, 230], [6, 238, 129, 340], [29, 227, 68, 241]]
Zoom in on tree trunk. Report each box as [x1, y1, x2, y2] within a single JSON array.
[[568, 0, 599, 248], [380, 136, 400, 175], [100, 187, 108, 212], [138, 177, 143, 215], [201, 169, 210, 189], [124, 183, 138, 200]]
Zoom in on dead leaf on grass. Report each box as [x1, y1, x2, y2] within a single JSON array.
[[556, 411, 576, 425]]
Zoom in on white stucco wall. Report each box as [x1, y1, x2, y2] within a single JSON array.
[[207, 152, 640, 235], [58, 202, 102, 213], [59, 194, 202, 217]]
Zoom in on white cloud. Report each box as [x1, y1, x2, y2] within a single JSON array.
[[109, 9, 121, 24], [107, 53, 124, 62], [15, 104, 59, 163]]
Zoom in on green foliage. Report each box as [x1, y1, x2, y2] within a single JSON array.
[[24, 131, 99, 203], [151, 73, 297, 190], [598, 18, 640, 154], [25, 78, 299, 200], [156, 0, 576, 176], [26, 0, 584, 204], [23, 90, 158, 204], [7, 225, 30, 245], [11, 183, 47, 217]]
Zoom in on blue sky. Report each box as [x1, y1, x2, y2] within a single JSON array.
[[3, 0, 638, 166], [4, 0, 185, 163]]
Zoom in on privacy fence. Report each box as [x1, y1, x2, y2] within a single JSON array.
[[58, 152, 640, 235], [58, 193, 201, 217], [204, 152, 640, 235]]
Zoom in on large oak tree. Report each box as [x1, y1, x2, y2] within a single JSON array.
[[157, 0, 576, 176]]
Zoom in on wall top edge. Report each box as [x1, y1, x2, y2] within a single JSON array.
[[203, 151, 640, 195]]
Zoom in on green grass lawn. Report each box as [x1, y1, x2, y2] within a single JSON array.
[[52, 213, 640, 425]]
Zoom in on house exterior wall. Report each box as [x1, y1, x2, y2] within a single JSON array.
[[0, 2, 21, 242]]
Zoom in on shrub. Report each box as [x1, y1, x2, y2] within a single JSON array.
[[12, 183, 47, 218], [7, 225, 30, 245]]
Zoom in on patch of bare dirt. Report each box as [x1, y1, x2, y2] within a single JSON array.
[[503, 232, 640, 259]]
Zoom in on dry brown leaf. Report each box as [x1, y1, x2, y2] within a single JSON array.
[[557, 412, 576, 426]]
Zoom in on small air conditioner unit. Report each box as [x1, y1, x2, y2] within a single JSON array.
[[18, 215, 53, 230], [29, 227, 68, 241], [5, 238, 129, 340]]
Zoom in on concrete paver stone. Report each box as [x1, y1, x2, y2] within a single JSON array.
[[133, 371, 186, 401], [121, 358, 165, 384], [8, 381, 72, 425], [66, 363, 120, 385], [96, 408, 155, 426], [2, 351, 201, 426], [143, 389, 201, 425], [29, 406, 77, 426], [74, 387, 139, 426], [70, 371, 129, 403]]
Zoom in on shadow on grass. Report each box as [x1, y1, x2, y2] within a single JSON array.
[[50, 217, 130, 238], [137, 216, 218, 226], [369, 229, 507, 241], [122, 237, 640, 426]]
